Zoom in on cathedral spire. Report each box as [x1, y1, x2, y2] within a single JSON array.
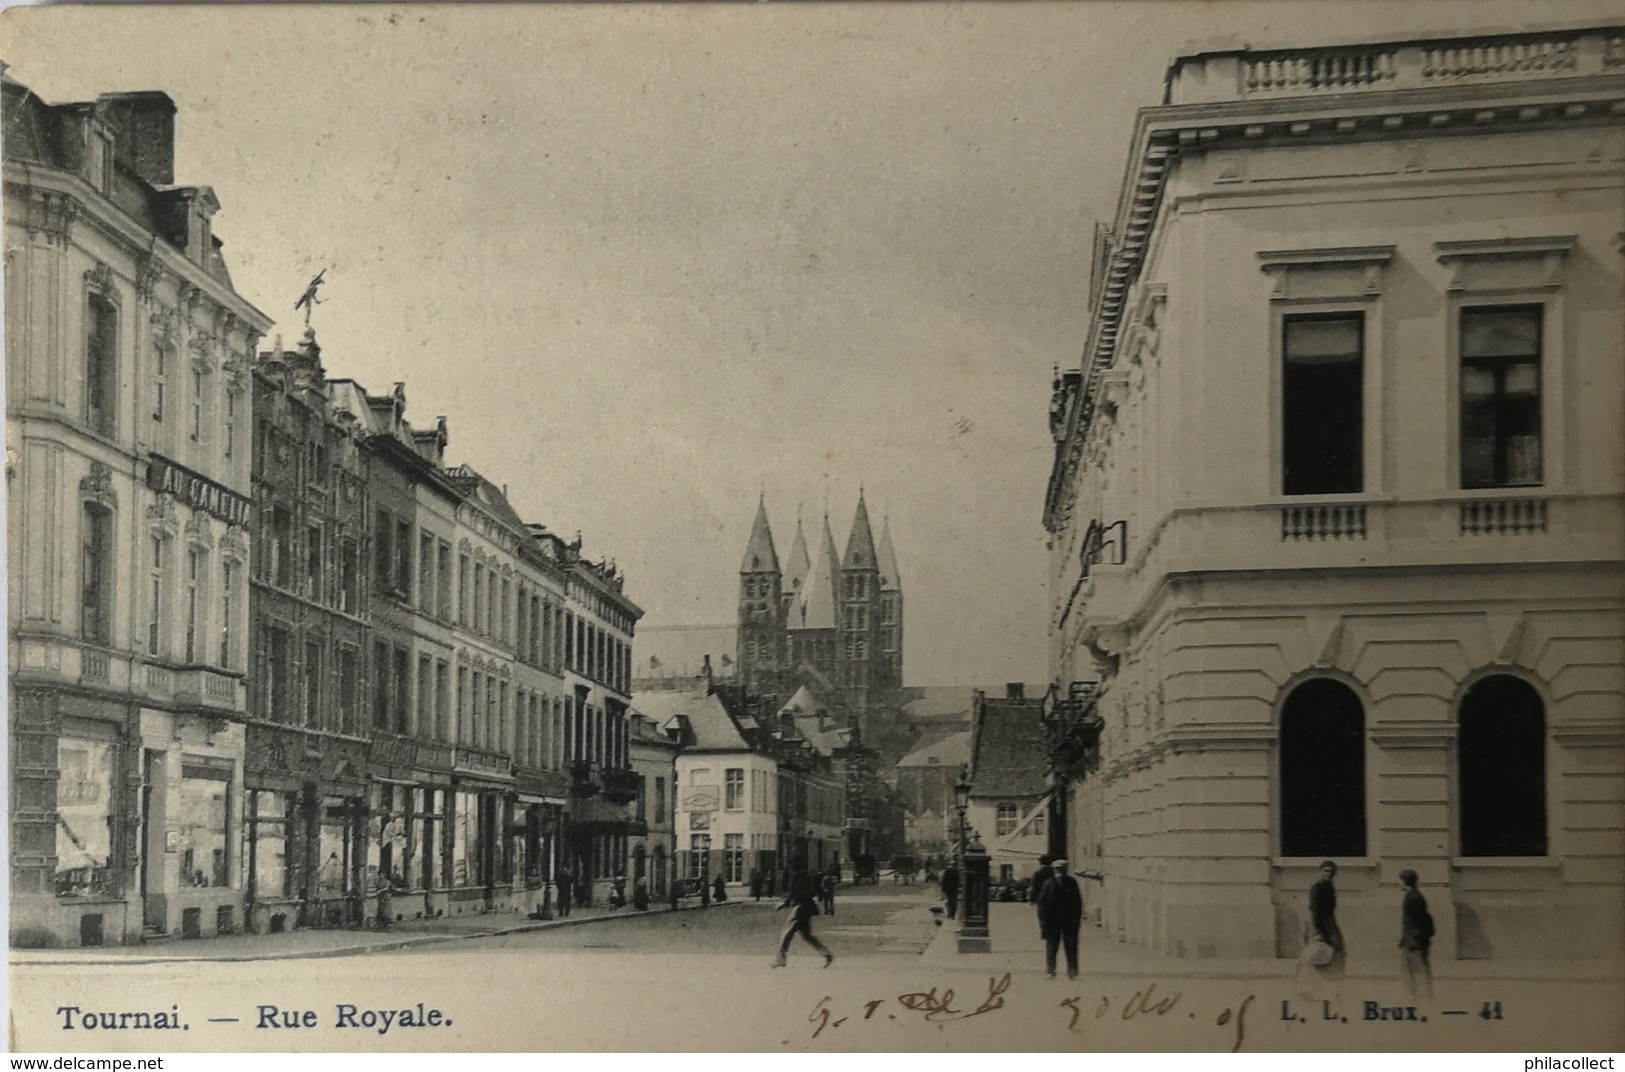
[[842, 490, 879, 572], [740, 496, 780, 574], [784, 512, 812, 597], [877, 516, 901, 592]]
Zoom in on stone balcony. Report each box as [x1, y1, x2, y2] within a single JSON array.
[[1168, 26, 1624, 106], [1063, 490, 1623, 634], [170, 666, 242, 713]]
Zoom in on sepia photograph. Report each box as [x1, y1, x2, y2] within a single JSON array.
[[1, 0, 1622, 1055]]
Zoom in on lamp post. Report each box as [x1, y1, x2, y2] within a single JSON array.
[[954, 769, 991, 953]]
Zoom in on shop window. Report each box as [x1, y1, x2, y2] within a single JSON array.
[[246, 789, 294, 900], [1461, 306, 1542, 489], [452, 791, 480, 887], [1279, 678, 1366, 858], [178, 764, 231, 888], [1282, 314, 1364, 495], [725, 833, 744, 883], [55, 737, 115, 897], [688, 834, 710, 880], [1459, 675, 1547, 857], [372, 785, 411, 892], [317, 801, 357, 897]]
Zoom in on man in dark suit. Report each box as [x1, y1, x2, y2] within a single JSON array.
[[1398, 868, 1435, 1000], [1036, 858, 1084, 979], [773, 869, 832, 968], [939, 861, 961, 920], [1030, 854, 1054, 934]]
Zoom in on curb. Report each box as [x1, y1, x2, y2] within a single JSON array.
[[12, 899, 746, 967]]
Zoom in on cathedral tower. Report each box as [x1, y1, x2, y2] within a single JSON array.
[[838, 492, 884, 701], [738, 496, 784, 692], [876, 517, 904, 688]]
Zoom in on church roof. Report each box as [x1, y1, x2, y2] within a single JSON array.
[[791, 516, 841, 631], [784, 517, 812, 598], [740, 497, 779, 574], [877, 518, 902, 591], [636, 624, 737, 680], [842, 492, 879, 572], [898, 730, 970, 769]]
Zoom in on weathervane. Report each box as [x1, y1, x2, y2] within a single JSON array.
[[294, 268, 327, 328]]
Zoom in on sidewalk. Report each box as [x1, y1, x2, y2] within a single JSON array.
[[920, 901, 1620, 983], [11, 897, 745, 967]]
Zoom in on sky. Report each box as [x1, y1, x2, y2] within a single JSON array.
[[0, 0, 1589, 685]]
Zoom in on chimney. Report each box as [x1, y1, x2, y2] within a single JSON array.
[[99, 91, 176, 186], [1006, 682, 1025, 700], [701, 654, 713, 689]]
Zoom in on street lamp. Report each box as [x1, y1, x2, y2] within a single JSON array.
[[954, 767, 991, 953]]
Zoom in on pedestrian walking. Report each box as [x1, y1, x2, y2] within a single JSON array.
[[556, 867, 572, 918], [820, 869, 837, 916], [1030, 853, 1054, 934], [751, 871, 764, 902], [940, 861, 961, 920], [1294, 860, 1346, 997], [1398, 868, 1435, 1000], [713, 874, 727, 903], [1036, 858, 1083, 979], [772, 870, 832, 968]]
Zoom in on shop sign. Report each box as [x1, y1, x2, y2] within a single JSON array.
[[147, 454, 251, 527]]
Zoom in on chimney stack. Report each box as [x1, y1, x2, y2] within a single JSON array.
[[1006, 682, 1025, 699], [99, 91, 176, 186], [701, 654, 713, 689]]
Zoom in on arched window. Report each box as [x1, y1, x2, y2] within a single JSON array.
[[1459, 675, 1546, 857], [1279, 678, 1366, 858]]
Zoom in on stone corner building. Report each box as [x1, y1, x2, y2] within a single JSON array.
[[6, 77, 273, 946], [1043, 27, 1624, 963]]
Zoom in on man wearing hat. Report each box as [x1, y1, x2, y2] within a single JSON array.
[[1036, 858, 1084, 979], [1398, 868, 1435, 1000], [1030, 854, 1055, 934]]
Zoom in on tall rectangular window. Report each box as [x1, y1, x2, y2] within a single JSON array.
[[80, 505, 114, 645], [419, 533, 435, 613], [655, 776, 666, 824], [219, 561, 234, 668], [267, 627, 291, 721], [338, 538, 358, 614], [374, 510, 393, 589], [458, 555, 471, 624], [224, 391, 236, 460], [373, 639, 391, 730], [304, 641, 322, 728], [417, 655, 433, 737], [1461, 306, 1542, 489], [500, 579, 511, 644], [473, 563, 486, 633], [394, 646, 411, 735], [153, 346, 167, 423], [306, 525, 323, 602], [725, 768, 744, 811], [337, 647, 358, 734], [1282, 313, 1363, 496], [436, 660, 450, 742], [272, 508, 292, 589], [184, 548, 202, 663], [190, 368, 203, 443], [395, 521, 412, 596], [85, 295, 118, 437], [147, 536, 164, 656], [457, 666, 470, 743], [437, 541, 452, 619]]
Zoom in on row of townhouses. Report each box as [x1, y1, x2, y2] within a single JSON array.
[[1039, 25, 1624, 965], [4, 74, 668, 947]]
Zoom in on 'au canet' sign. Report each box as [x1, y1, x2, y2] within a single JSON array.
[[147, 454, 252, 527]]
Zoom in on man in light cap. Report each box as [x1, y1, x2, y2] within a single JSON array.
[[1036, 857, 1084, 979]]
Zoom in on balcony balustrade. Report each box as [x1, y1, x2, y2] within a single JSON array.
[[569, 758, 601, 798], [600, 766, 641, 804], [1169, 27, 1621, 106]]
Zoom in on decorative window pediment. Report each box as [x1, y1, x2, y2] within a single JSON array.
[[1434, 235, 1575, 293], [1258, 245, 1395, 302]]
